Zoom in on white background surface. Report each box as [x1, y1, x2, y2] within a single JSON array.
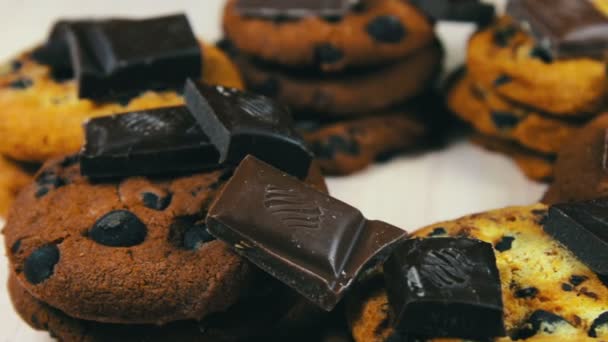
[[0, 1, 545, 341]]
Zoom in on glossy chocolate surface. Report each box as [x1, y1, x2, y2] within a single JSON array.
[[236, 0, 357, 19]]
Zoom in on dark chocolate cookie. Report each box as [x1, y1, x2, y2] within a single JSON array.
[[3, 156, 327, 325], [223, 0, 435, 72]]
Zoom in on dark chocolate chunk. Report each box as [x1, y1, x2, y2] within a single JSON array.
[[168, 216, 216, 249], [410, 0, 495, 25], [561, 283, 573, 291], [428, 227, 447, 237], [510, 310, 570, 340], [9, 78, 33, 90], [35, 187, 50, 198], [493, 25, 518, 47], [529, 45, 554, 63], [31, 22, 75, 82], [24, 244, 60, 285], [314, 44, 344, 65], [80, 106, 220, 179], [589, 312, 608, 337], [141, 192, 172, 211], [11, 239, 22, 254], [383, 237, 505, 339], [89, 210, 147, 247], [10, 60, 23, 72], [183, 224, 216, 250], [544, 198, 608, 276], [515, 287, 538, 298], [495, 236, 515, 252], [366, 16, 406, 43], [61, 14, 201, 100], [311, 135, 360, 160], [206, 156, 407, 310], [494, 75, 512, 86], [36, 170, 66, 188], [570, 275, 588, 286], [235, 0, 357, 19], [507, 0, 608, 60], [184, 81, 313, 179], [491, 111, 519, 130], [250, 77, 280, 97]]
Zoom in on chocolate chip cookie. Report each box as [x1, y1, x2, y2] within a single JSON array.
[[0, 156, 33, 216], [348, 204, 608, 341], [300, 109, 429, 175], [3, 156, 327, 325], [223, 0, 435, 72], [448, 75, 582, 154], [543, 114, 608, 204], [0, 43, 243, 162], [467, 17, 608, 116], [238, 41, 442, 116]]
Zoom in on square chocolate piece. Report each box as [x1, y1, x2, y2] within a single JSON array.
[[384, 238, 505, 339], [184, 80, 313, 179]]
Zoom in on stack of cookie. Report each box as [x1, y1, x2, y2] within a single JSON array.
[[222, 0, 443, 175], [447, 0, 608, 182]]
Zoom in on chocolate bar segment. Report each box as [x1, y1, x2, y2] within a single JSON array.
[[236, 0, 358, 19], [384, 238, 505, 339], [60, 14, 201, 100], [80, 106, 219, 178], [545, 198, 608, 275], [206, 156, 407, 310], [184, 81, 313, 179], [410, 0, 495, 25], [507, 0, 608, 59]]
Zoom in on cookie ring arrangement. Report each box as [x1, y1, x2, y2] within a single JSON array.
[[4, 1, 608, 342]]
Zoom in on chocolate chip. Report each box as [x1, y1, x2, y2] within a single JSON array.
[[494, 75, 512, 87], [530, 45, 553, 63], [366, 15, 406, 43], [511, 310, 569, 340], [314, 44, 344, 65], [491, 111, 519, 130], [428, 227, 447, 237], [561, 283, 573, 291], [493, 26, 517, 47], [570, 275, 588, 286], [9, 78, 33, 89], [35, 187, 50, 198], [495, 236, 515, 252], [11, 239, 22, 254], [515, 287, 538, 298], [36, 170, 66, 188], [589, 312, 608, 337], [250, 77, 280, 97], [141, 192, 172, 211], [183, 224, 216, 250], [89, 210, 147, 247], [311, 135, 360, 159], [60, 154, 80, 168], [11, 60, 22, 72], [24, 244, 60, 284]]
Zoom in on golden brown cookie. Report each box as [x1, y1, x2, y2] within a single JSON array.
[[0, 43, 243, 162], [237, 42, 442, 116], [543, 114, 608, 204], [223, 0, 435, 72], [348, 204, 608, 341], [0, 156, 33, 216], [467, 17, 608, 116], [471, 134, 554, 182], [448, 75, 582, 154], [300, 109, 429, 175]]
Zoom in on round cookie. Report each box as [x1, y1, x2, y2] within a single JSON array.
[[0, 43, 243, 162], [223, 0, 435, 72], [471, 134, 555, 182], [448, 75, 582, 154], [347, 204, 608, 341], [467, 17, 608, 116], [3, 156, 327, 325], [543, 114, 608, 205], [299, 110, 429, 175], [8, 271, 341, 342], [238, 42, 442, 116], [0, 156, 33, 216]]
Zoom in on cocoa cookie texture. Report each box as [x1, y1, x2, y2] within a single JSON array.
[[3, 156, 327, 327], [0, 43, 243, 163], [348, 204, 608, 341], [223, 0, 435, 72]]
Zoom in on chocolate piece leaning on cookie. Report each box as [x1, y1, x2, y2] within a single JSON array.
[[0, 14, 243, 163]]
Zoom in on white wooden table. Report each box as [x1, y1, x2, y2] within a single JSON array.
[[0, 1, 545, 341]]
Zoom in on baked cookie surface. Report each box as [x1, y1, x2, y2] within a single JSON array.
[[0, 44, 243, 162], [348, 204, 608, 341], [467, 18, 608, 116], [223, 0, 435, 72], [238, 42, 442, 116], [543, 114, 608, 204], [3, 156, 326, 325], [0, 156, 33, 217]]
